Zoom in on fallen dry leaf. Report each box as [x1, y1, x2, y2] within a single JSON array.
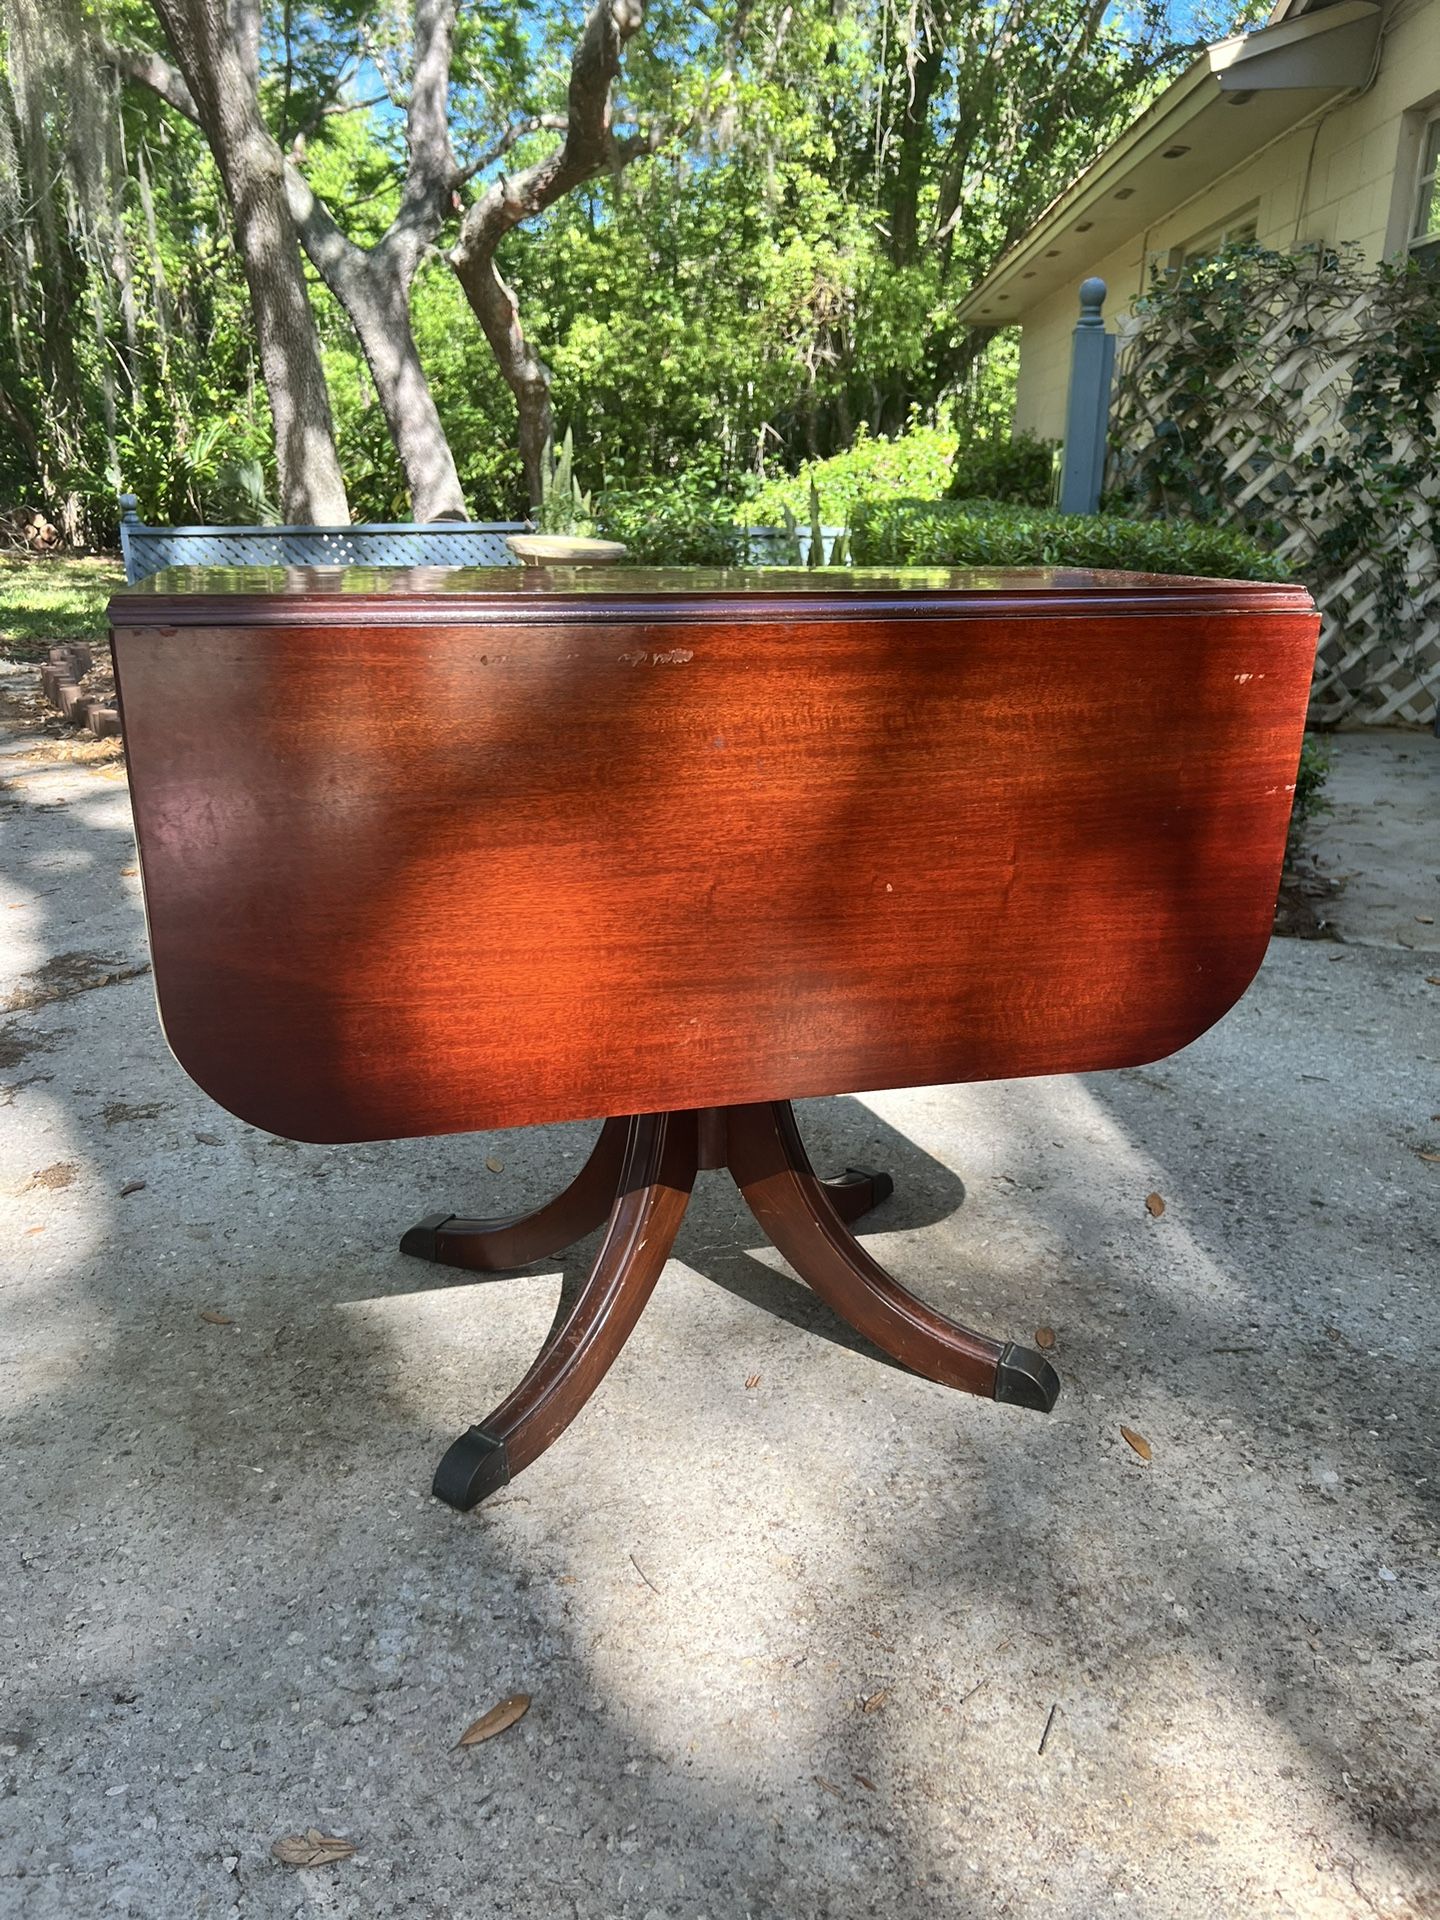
[[1419, 1151, 1440, 1164], [745, 1373, 761, 1390], [814, 1776, 844, 1797], [1144, 1192, 1166, 1218], [25, 1224, 44, 1235], [1120, 1425, 1153, 1462], [485, 1155, 504, 1173], [1427, 975, 1440, 987], [200, 1308, 234, 1326], [21, 1162, 77, 1193], [853, 1772, 876, 1791], [861, 1689, 889, 1713], [270, 1829, 356, 1868], [120, 867, 138, 877], [457, 1692, 530, 1747], [119, 1179, 146, 1197], [194, 1131, 221, 1146], [1034, 1326, 1056, 1349]]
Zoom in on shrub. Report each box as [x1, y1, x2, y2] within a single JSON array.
[[849, 498, 1291, 580], [738, 423, 957, 528], [597, 480, 746, 566], [947, 431, 1057, 505], [1292, 737, 1331, 826]]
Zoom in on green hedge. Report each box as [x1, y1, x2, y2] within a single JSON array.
[[597, 482, 746, 566], [850, 498, 1292, 579], [738, 423, 957, 526], [947, 431, 1056, 506]]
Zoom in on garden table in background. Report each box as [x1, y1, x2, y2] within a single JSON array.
[[108, 565, 1318, 1511]]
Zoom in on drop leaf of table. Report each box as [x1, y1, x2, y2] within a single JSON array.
[[109, 564, 1318, 1509]]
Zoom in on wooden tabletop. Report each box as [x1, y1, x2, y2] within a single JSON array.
[[111, 563, 1311, 625], [110, 564, 1319, 1143]]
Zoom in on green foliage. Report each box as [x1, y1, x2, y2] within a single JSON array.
[[1108, 243, 1440, 657], [948, 431, 1057, 506], [0, 552, 121, 658], [0, 4, 279, 544], [536, 426, 596, 536], [597, 478, 746, 565], [850, 498, 1291, 579], [0, 0, 1206, 535], [1292, 737, 1331, 826], [739, 423, 957, 527]]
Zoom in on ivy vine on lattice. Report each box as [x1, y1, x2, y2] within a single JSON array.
[[1105, 245, 1440, 726]]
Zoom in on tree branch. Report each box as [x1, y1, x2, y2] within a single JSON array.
[[457, 115, 570, 184], [451, 0, 648, 275], [381, 0, 460, 276], [447, 0, 653, 505], [284, 55, 366, 150], [283, 161, 367, 298], [100, 40, 201, 123]]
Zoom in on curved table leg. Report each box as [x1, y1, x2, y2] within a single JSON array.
[[432, 1110, 699, 1510], [725, 1101, 1058, 1412], [401, 1116, 631, 1272]]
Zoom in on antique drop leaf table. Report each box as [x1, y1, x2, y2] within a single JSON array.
[[109, 564, 1318, 1510]]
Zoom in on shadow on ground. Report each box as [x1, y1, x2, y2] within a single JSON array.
[[1, 684, 1437, 1919]]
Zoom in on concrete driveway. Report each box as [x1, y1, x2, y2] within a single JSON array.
[[2, 679, 1437, 1920]]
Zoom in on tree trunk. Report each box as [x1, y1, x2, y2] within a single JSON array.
[[285, 171, 468, 519], [348, 272, 468, 519], [887, 34, 947, 267], [451, 250, 554, 507], [148, 0, 349, 523], [280, 0, 468, 522], [449, 0, 651, 508]]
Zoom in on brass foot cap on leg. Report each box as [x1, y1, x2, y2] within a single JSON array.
[[432, 1427, 510, 1510], [994, 1343, 1061, 1413], [400, 1212, 456, 1261], [841, 1166, 895, 1207]]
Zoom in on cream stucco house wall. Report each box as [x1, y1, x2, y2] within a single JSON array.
[[957, 0, 1440, 440]]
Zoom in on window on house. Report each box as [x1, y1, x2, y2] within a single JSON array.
[[1411, 111, 1440, 263], [1180, 210, 1259, 274]]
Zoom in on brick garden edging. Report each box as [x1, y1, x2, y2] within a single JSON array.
[[39, 642, 121, 738]]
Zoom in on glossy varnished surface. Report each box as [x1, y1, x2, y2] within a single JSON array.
[[110, 566, 1318, 1142], [115, 562, 1311, 622]]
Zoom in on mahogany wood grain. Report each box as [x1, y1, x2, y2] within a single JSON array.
[[726, 1101, 1008, 1399], [399, 1116, 628, 1270], [429, 1097, 1051, 1507], [110, 566, 1318, 1143], [431, 1109, 697, 1509]]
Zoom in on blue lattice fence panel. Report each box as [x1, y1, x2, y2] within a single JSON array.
[[118, 496, 848, 583], [118, 497, 528, 584]]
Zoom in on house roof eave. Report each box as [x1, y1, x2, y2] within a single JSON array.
[[956, 0, 1381, 326]]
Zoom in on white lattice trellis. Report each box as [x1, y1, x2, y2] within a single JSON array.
[[1108, 272, 1440, 728]]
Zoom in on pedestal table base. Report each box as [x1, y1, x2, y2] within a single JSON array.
[[401, 1102, 1060, 1511]]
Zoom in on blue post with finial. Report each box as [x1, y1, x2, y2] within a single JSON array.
[[117, 493, 141, 585], [1058, 279, 1116, 516]]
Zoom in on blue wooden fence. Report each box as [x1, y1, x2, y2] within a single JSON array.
[[117, 496, 846, 584]]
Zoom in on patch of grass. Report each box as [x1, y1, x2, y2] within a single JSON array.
[[0, 553, 122, 661]]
